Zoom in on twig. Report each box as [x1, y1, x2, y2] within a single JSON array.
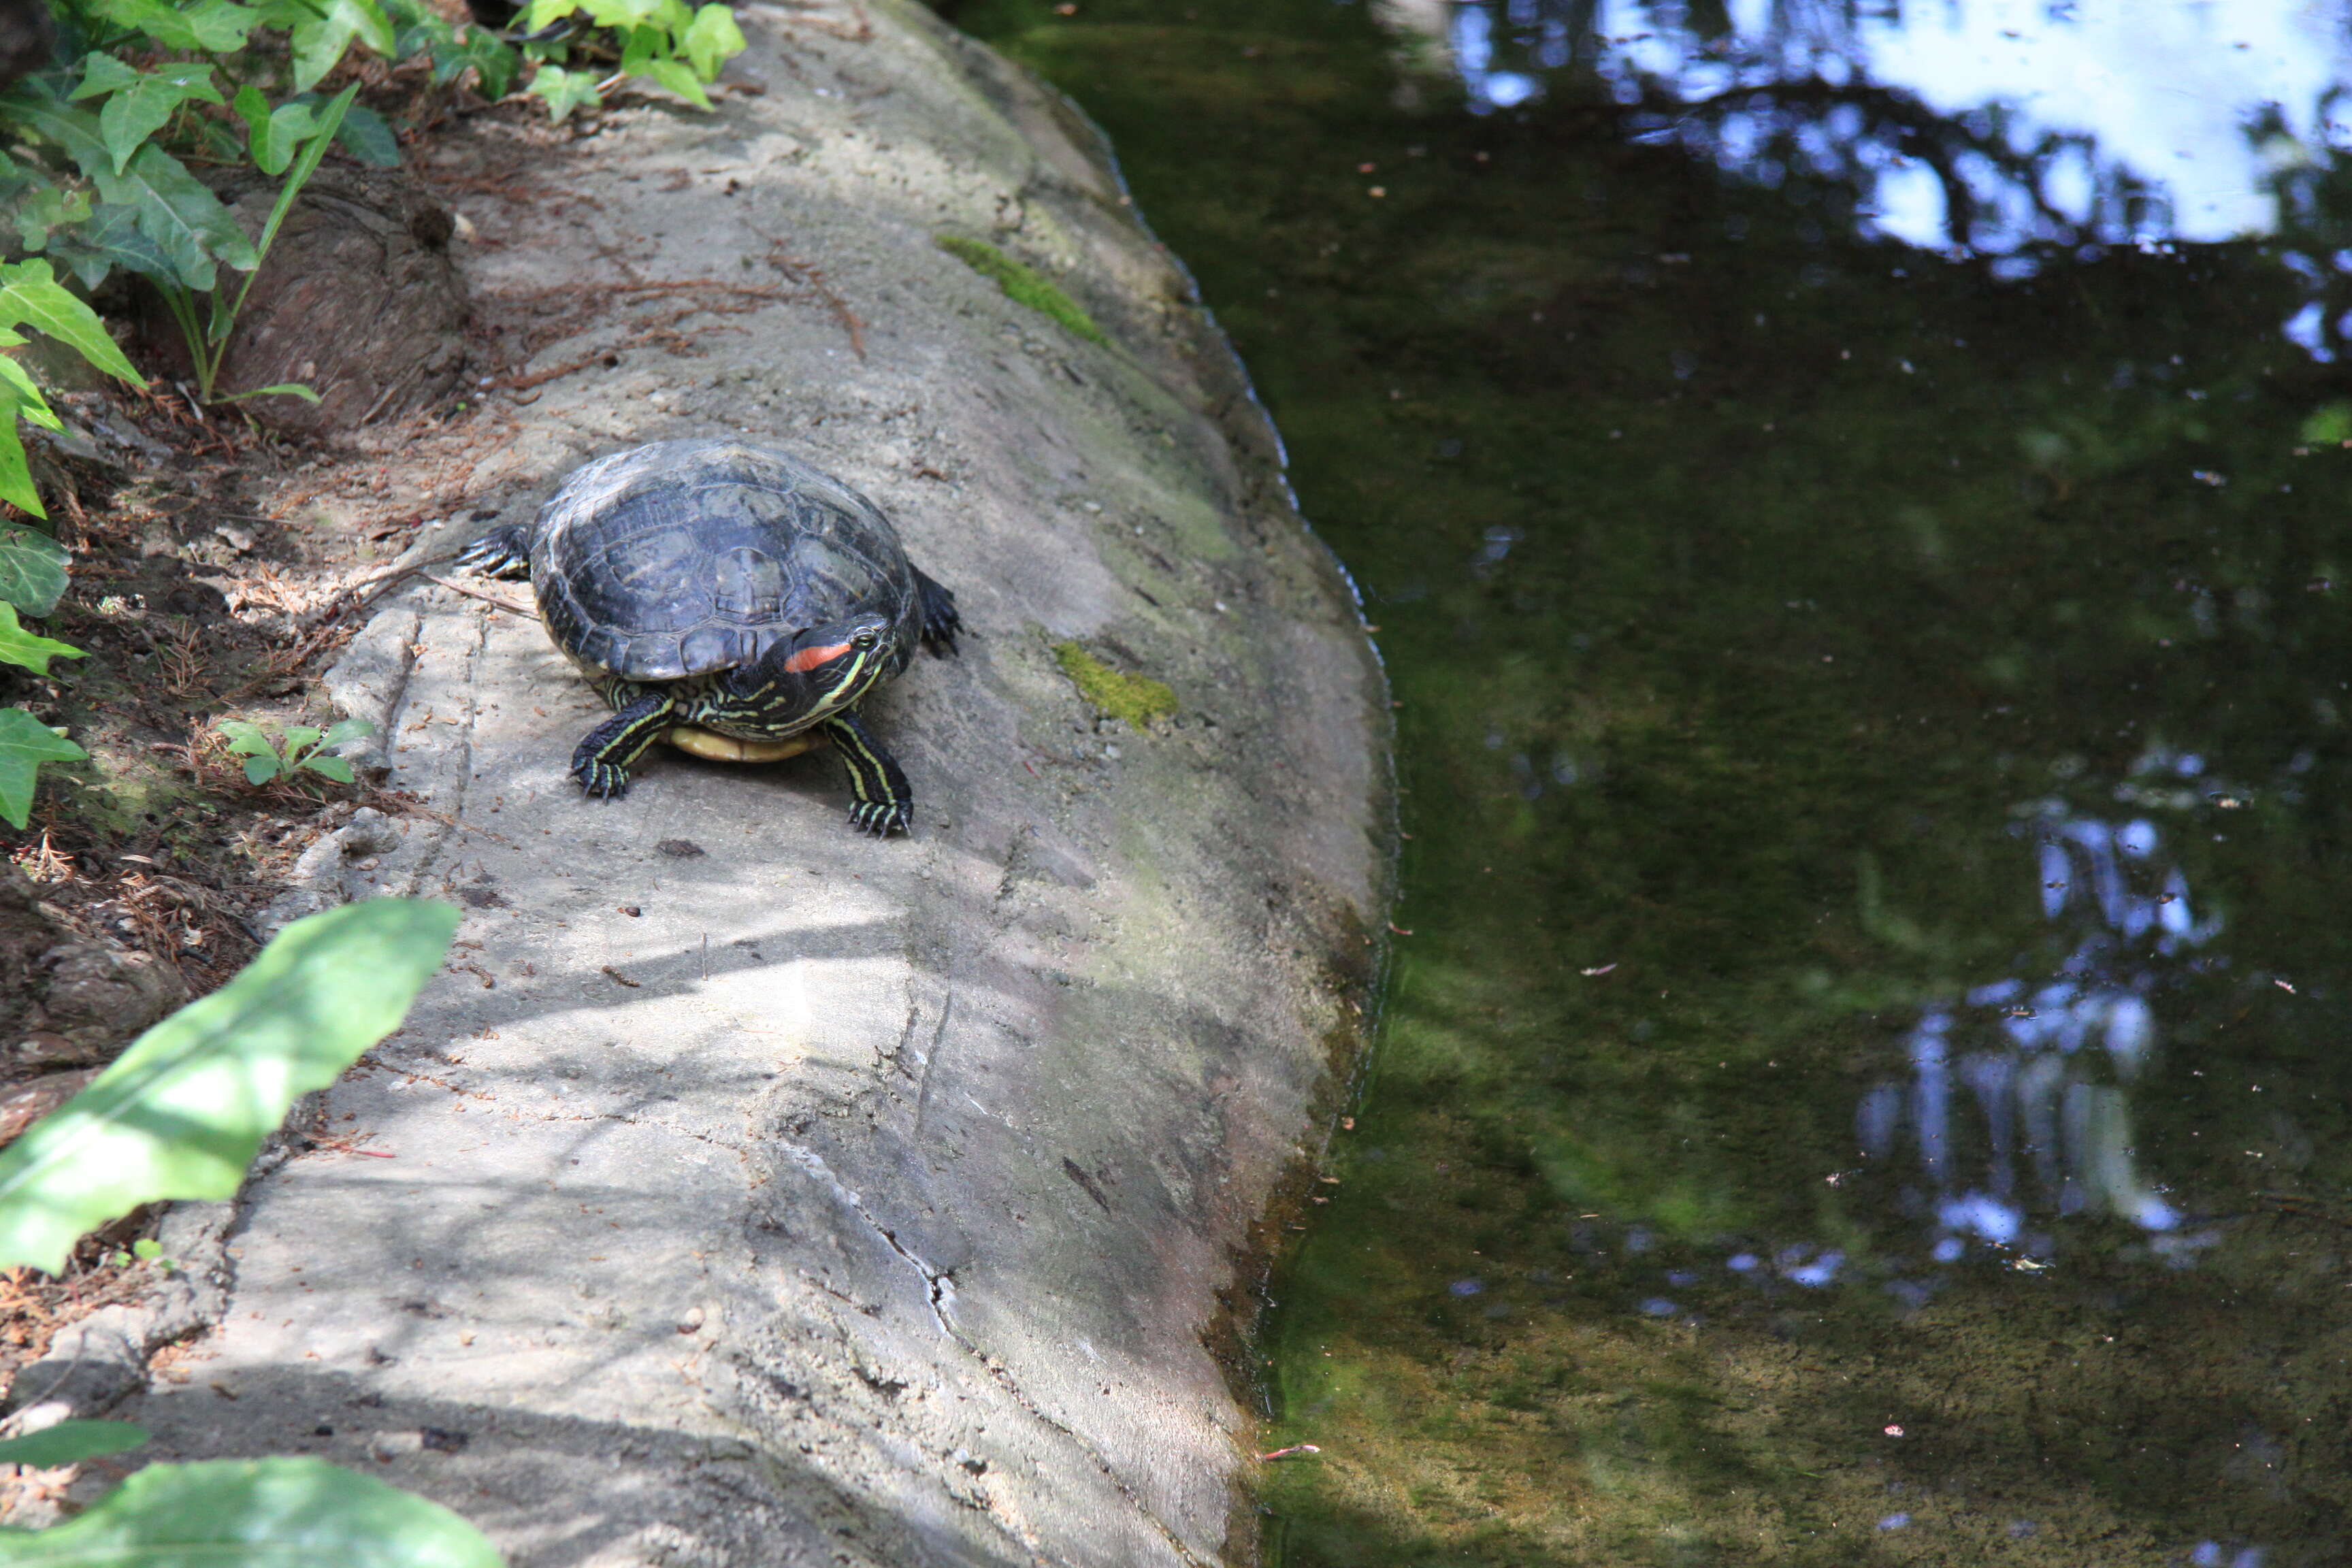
[[422, 573, 538, 618]]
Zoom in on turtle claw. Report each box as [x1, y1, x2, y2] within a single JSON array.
[[849, 799, 910, 836], [572, 758, 632, 800]]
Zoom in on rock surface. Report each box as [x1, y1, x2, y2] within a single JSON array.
[[97, 3, 1388, 1564]]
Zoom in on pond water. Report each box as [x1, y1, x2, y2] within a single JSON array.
[[947, 1, 2352, 1561]]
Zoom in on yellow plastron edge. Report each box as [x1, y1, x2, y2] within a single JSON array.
[[663, 728, 824, 763]]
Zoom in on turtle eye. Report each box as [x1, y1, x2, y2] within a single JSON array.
[[852, 631, 877, 650]]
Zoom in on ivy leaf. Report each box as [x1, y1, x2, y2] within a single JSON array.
[[92, 143, 259, 293], [0, 602, 84, 677], [45, 201, 176, 289], [334, 103, 400, 167], [519, 0, 581, 32], [91, 0, 263, 52], [681, 3, 745, 80], [0, 1457, 504, 1567], [0, 706, 82, 830], [0, 897, 457, 1273], [233, 84, 317, 176], [0, 257, 144, 382], [439, 27, 515, 97], [0, 1420, 148, 1469], [0, 88, 112, 180], [95, 67, 225, 176], [523, 63, 600, 122], [65, 52, 142, 103], [0, 523, 68, 613], [632, 54, 708, 110], [289, 0, 397, 93]]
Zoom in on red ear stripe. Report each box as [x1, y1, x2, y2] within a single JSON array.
[[782, 640, 854, 674]]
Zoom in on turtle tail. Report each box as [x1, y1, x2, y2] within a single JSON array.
[[457, 523, 532, 580]]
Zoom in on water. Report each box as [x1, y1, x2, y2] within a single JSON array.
[[945, 1, 2352, 1560]]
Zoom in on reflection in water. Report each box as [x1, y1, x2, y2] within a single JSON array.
[[1443, 0, 2352, 257], [956, 0, 2352, 1558], [1859, 772, 2228, 1285]]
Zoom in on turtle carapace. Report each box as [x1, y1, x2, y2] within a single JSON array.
[[457, 440, 962, 836]]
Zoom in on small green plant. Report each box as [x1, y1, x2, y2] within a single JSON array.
[[103, 1235, 170, 1270], [516, 0, 746, 122], [937, 235, 1109, 346], [0, 898, 500, 1566], [216, 716, 373, 785]]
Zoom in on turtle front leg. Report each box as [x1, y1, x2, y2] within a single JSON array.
[[572, 690, 676, 800], [821, 710, 912, 835]]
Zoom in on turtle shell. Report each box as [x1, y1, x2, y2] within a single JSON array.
[[529, 440, 921, 683]]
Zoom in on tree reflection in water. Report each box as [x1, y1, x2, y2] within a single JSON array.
[[1858, 763, 2238, 1298]]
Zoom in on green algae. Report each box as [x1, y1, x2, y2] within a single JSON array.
[[936, 235, 1109, 345], [1052, 641, 1175, 728]]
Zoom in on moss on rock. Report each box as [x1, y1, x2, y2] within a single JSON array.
[[1053, 640, 1176, 728], [937, 235, 1109, 345]]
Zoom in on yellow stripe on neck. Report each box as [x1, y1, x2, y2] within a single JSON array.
[[664, 727, 824, 763]]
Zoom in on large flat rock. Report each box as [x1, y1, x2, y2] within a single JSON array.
[[106, 3, 1387, 1565]]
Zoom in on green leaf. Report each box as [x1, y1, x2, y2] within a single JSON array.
[[212, 718, 275, 756], [233, 85, 318, 178], [0, 707, 82, 831], [65, 53, 142, 104], [93, 144, 257, 293], [89, 0, 262, 52], [0, 408, 40, 517], [0, 1456, 504, 1566], [321, 717, 375, 747], [0, 898, 459, 1274], [0, 259, 143, 383], [280, 725, 323, 753], [131, 1236, 162, 1259], [0, 88, 114, 182], [217, 382, 322, 403], [519, 0, 581, 31], [523, 62, 599, 122], [0, 523, 68, 614], [680, 3, 744, 79], [289, 0, 397, 93], [242, 752, 279, 785], [0, 602, 83, 676], [438, 27, 515, 97], [0, 352, 63, 432], [247, 84, 354, 271], [633, 55, 708, 110], [93, 66, 222, 176], [299, 753, 355, 783], [333, 103, 399, 167], [46, 202, 176, 289], [0, 1420, 149, 1469]]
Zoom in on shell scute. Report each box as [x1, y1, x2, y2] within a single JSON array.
[[528, 440, 921, 683]]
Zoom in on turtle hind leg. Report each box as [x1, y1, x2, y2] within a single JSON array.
[[821, 711, 912, 836], [457, 523, 532, 580], [570, 691, 676, 800], [912, 566, 962, 657]]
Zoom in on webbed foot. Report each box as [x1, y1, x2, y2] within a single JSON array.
[[457, 523, 533, 580], [913, 566, 963, 657]]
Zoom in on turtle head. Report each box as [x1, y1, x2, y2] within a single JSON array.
[[716, 614, 898, 732]]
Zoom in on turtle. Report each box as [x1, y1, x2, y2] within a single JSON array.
[[456, 439, 962, 836]]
